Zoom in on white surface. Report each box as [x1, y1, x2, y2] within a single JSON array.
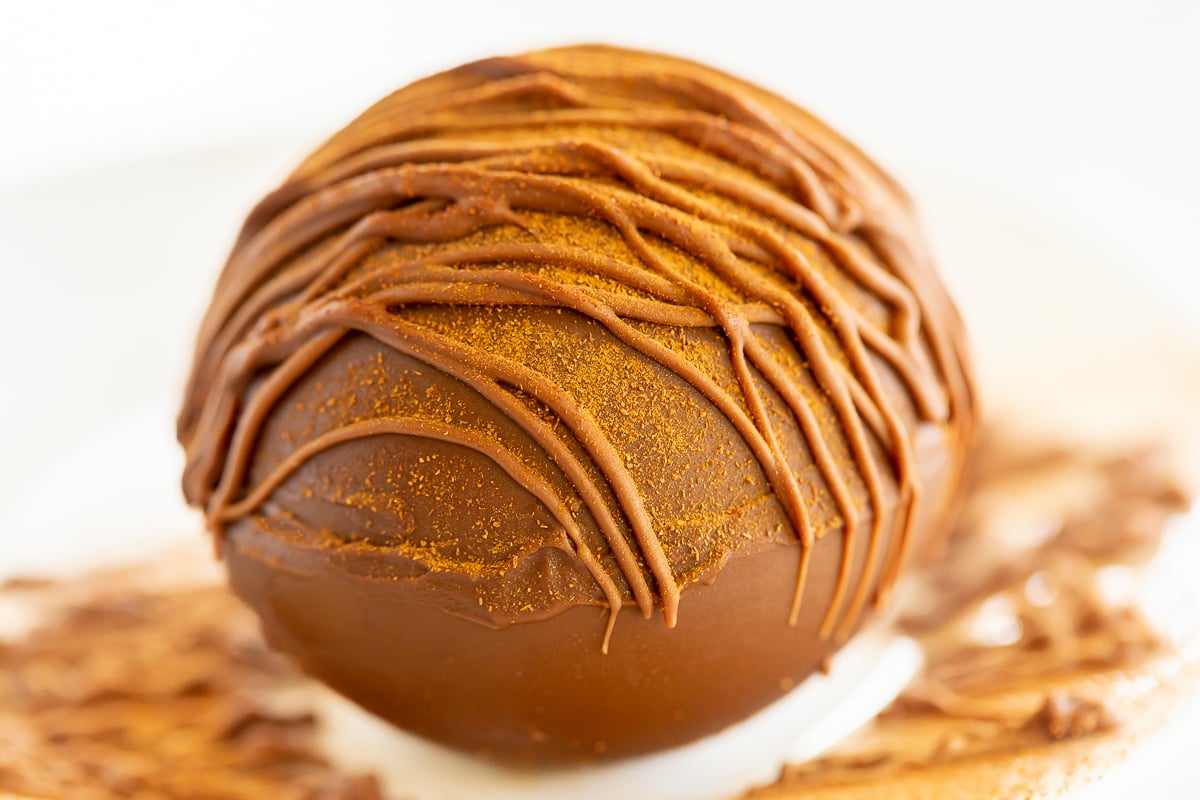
[[0, 393, 196, 578], [315, 631, 920, 800], [1068, 513, 1200, 800], [2, 1, 1198, 320]]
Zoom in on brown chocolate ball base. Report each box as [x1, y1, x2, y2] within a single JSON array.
[[180, 45, 975, 765], [223, 460, 941, 765]]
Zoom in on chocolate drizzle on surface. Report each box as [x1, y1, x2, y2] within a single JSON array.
[[177, 45, 974, 645]]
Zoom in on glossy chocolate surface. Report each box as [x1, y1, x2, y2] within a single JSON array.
[[179, 45, 975, 762]]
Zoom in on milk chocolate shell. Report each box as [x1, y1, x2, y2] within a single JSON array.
[[178, 45, 975, 763]]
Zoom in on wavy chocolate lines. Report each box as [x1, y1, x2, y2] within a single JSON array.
[[181, 52, 972, 641], [218, 415, 626, 652], [187, 161, 895, 633], [206, 295, 667, 626], [457, 139, 936, 634]]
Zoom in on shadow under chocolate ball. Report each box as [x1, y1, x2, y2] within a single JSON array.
[[179, 45, 974, 764]]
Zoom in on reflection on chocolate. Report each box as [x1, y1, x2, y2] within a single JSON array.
[[178, 45, 975, 762]]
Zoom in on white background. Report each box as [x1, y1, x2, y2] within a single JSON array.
[[3, 0, 1199, 405], [2, 0, 1198, 463], [3, 1, 1198, 300], [1, 1, 1199, 797]]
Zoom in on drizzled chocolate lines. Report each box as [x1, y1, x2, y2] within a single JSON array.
[[181, 50, 971, 644]]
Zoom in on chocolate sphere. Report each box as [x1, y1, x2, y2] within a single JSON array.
[[179, 45, 975, 763]]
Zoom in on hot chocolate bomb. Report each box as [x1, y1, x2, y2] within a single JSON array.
[[179, 45, 975, 763]]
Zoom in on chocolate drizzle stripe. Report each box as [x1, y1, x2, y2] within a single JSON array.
[[181, 53, 973, 636], [205, 328, 348, 518], [480, 139, 946, 419], [337, 302, 682, 625], [218, 415, 627, 651], [365, 267, 804, 525], [291, 109, 850, 227], [212, 304, 661, 620]]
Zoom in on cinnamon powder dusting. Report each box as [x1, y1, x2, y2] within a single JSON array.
[[178, 45, 976, 638]]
